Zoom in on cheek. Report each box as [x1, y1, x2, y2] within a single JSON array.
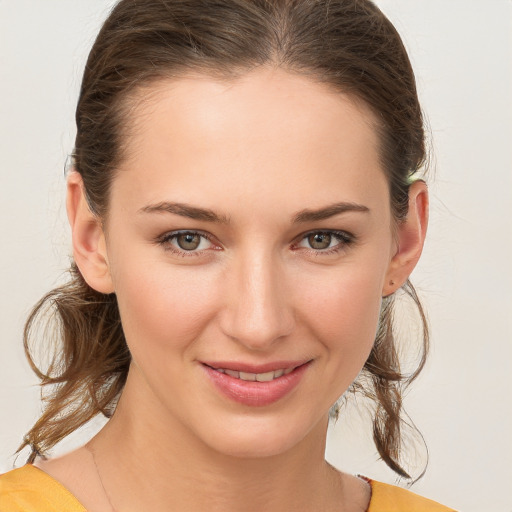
[[111, 254, 218, 356], [297, 264, 384, 361]]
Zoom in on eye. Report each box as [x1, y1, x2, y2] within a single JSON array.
[[295, 230, 354, 255], [157, 230, 218, 257], [173, 232, 206, 251]]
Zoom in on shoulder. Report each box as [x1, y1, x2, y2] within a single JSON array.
[[0, 465, 86, 512], [368, 479, 457, 512]]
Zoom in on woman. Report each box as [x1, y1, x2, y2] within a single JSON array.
[[0, 0, 456, 510]]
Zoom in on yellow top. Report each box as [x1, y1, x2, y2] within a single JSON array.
[[0, 465, 456, 511], [0, 465, 86, 512]]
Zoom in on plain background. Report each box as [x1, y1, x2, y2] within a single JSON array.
[[1, 1, 511, 510]]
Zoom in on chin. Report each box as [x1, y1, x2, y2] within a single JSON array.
[[197, 412, 327, 460]]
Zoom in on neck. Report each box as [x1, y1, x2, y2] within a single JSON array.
[[89, 372, 345, 512]]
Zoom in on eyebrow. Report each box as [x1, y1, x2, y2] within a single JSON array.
[[139, 202, 231, 224], [292, 202, 370, 223], [139, 201, 369, 224]]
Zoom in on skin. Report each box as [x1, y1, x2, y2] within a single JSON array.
[[36, 66, 428, 512]]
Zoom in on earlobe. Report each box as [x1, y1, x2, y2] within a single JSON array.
[[66, 171, 114, 294], [382, 180, 429, 296]]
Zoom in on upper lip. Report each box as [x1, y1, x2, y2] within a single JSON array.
[[201, 360, 311, 374]]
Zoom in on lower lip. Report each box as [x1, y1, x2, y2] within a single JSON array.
[[202, 363, 310, 407]]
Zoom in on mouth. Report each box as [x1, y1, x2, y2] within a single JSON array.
[[201, 360, 311, 406], [206, 366, 295, 382]]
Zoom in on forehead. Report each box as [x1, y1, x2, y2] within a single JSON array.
[[113, 67, 388, 219]]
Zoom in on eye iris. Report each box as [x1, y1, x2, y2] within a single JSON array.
[[308, 233, 331, 250], [177, 233, 201, 250]]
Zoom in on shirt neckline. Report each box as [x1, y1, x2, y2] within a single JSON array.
[[19, 464, 87, 510], [25, 463, 375, 511]]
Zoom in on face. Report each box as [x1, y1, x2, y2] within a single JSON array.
[[97, 67, 399, 458]]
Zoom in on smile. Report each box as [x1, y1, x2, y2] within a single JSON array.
[[212, 367, 295, 382], [202, 361, 311, 406]]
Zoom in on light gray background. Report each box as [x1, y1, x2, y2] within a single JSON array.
[[1, 1, 511, 511]]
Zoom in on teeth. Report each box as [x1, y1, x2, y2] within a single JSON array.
[[255, 371, 275, 382], [239, 371, 257, 381], [215, 367, 293, 381]]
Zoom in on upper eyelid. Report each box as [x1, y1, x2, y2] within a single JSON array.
[[159, 229, 214, 241], [295, 229, 353, 242], [156, 230, 217, 248], [292, 233, 354, 262], [158, 228, 352, 238]]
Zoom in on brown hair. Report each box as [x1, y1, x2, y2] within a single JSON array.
[[19, 0, 429, 479]]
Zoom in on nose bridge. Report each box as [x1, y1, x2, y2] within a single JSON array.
[[221, 245, 294, 350]]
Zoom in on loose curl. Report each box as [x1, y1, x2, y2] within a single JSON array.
[[19, 0, 429, 479]]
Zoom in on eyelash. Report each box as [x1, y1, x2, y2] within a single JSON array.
[[295, 230, 355, 256], [156, 231, 218, 258], [156, 230, 355, 258]]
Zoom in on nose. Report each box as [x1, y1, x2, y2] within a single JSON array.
[[219, 248, 295, 351]]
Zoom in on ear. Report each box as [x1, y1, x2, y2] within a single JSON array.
[[66, 171, 114, 294], [382, 180, 429, 296]]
